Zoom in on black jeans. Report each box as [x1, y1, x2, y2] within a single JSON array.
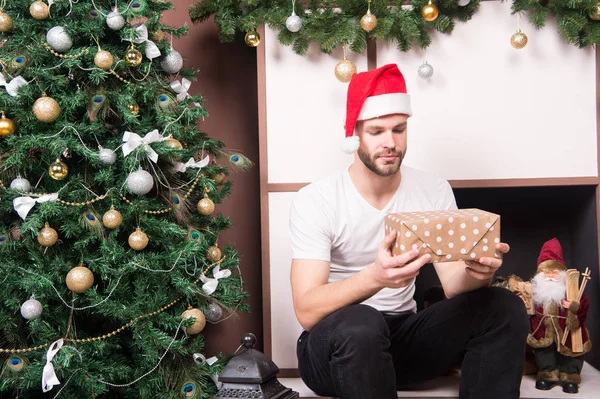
[[296, 287, 529, 399]]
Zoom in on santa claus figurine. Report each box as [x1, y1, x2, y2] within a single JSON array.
[[527, 238, 591, 394]]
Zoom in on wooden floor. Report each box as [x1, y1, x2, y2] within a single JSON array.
[[279, 362, 600, 399]]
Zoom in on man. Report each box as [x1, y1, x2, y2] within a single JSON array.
[[289, 64, 529, 399], [527, 238, 591, 394]]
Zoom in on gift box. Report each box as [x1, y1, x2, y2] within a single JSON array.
[[384, 209, 501, 263]]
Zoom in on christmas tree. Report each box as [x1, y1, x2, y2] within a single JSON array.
[[0, 1, 249, 397]]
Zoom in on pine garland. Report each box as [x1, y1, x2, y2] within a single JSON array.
[[189, 0, 600, 55]]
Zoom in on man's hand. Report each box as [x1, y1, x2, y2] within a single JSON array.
[[464, 242, 510, 281], [366, 229, 431, 289]]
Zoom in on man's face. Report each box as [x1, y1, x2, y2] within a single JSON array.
[[355, 114, 408, 177]]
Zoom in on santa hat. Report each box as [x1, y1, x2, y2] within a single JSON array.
[[342, 64, 412, 153], [536, 237, 567, 274]]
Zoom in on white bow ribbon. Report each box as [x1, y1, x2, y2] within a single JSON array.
[[42, 339, 64, 392], [200, 266, 232, 295], [13, 193, 58, 220], [133, 25, 161, 59], [122, 130, 165, 163], [0, 75, 28, 97], [171, 155, 210, 173], [169, 78, 200, 107]]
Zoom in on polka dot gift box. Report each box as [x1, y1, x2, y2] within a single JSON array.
[[385, 209, 501, 263]]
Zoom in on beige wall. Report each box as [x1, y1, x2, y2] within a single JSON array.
[[163, 2, 263, 354]]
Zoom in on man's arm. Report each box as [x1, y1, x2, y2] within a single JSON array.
[[434, 243, 511, 298], [291, 229, 430, 331]]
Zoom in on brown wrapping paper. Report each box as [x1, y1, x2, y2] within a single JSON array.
[[384, 209, 501, 263]]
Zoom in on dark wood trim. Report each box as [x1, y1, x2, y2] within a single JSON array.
[[597, 45, 600, 181], [367, 38, 377, 71], [278, 368, 302, 378], [257, 23, 273, 359]]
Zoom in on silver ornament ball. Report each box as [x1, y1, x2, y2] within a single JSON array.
[[126, 169, 154, 195], [10, 177, 31, 192], [160, 50, 183, 74], [20, 298, 42, 320], [46, 26, 73, 53], [457, 0, 471, 6], [286, 12, 302, 32], [417, 62, 434, 79], [106, 10, 125, 30], [98, 147, 116, 165], [204, 302, 223, 322]]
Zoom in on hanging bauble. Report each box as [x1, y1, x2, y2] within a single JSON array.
[[160, 50, 183, 74], [33, 95, 61, 123], [417, 61, 434, 79], [37, 223, 58, 247], [360, 10, 378, 32], [128, 102, 140, 115], [98, 147, 116, 165], [206, 245, 222, 263], [102, 206, 122, 229], [197, 195, 215, 216], [245, 31, 261, 47], [94, 50, 114, 71], [182, 306, 206, 335], [106, 10, 125, 30], [126, 169, 154, 195], [286, 12, 302, 33], [66, 265, 94, 293], [589, 4, 600, 20], [49, 158, 68, 180], [204, 302, 223, 322], [10, 177, 31, 192], [510, 29, 528, 49], [128, 227, 148, 251], [20, 297, 43, 320], [0, 114, 16, 136], [334, 59, 357, 83], [30, 1, 50, 20], [164, 137, 183, 150], [124, 46, 143, 67], [46, 26, 73, 53], [5, 356, 25, 373], [458, 0, 471, 5], [421, 1, 439, 22], [0, 11, 13, 32], [213, 172, 226, 185]]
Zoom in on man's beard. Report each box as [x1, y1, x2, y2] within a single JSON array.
[[357, 147, 405, 177], [532, 271, 566, 307]]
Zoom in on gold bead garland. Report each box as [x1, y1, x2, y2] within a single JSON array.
[[43, 42, 87, 59]]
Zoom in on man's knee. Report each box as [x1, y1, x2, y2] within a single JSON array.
[[328, 304, 390, 350]]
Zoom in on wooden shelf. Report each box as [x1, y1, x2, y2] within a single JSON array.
[[279, 362, 600, 399]]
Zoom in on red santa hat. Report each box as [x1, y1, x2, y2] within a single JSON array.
[[342, 64, 412, 153], [536, 237, 567, 274]]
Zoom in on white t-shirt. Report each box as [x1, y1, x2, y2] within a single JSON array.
[[289, 165, 458, 314]]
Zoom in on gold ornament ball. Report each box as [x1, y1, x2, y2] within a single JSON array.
[[0, 11, 13, 32], [66, 265, 94, 293], [37, 223, 58, 247], [334, 59, 357, 83], [421, 1, 439, 22], [94, 50, 114, 71], [128, 228, 149, 251], [164, 137, 183, 150], [360, 11, 378, 32], [245, 31, 261, 47], [206, 245, 222, 263], [30, 1, 50, 20], [125, 48, 143, 67], [197, 197, 215, 216], [128, 102, 140, 115], [33, 96, 61, 123], [151, 30, 165, 41], [181, 307, 206, 335], [510, 30, 528, 49], [589, 4, 600, 21], [213, 173, 226, 185], [102, 208, 123, 229], [0, 115, 16, 137], [49, 159, 68, 180]]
